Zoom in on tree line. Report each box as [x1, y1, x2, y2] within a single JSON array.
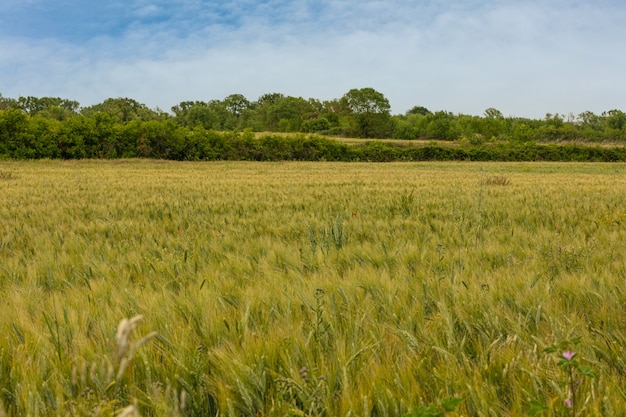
[[1, 88, 625, 160]]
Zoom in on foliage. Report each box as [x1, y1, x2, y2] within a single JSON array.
[[536, 338, 597, 416], [3, 108, 626, 162], [404, 397, 463, 416], [1, 90, 626, 161], [340, 87, 393, 138]]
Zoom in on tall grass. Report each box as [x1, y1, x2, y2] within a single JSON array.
[[0, 160, 625, 416]]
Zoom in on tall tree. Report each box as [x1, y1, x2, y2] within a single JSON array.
[[223, 94, 251, 118], [81, 98, 161, 123], [15, 96, 79, 120], [340, 88, 392, 138], [0, 108, 29, 156], [17, 96, 79, 115], [484, 108, 503, 119], [0, 93, 18, 110], [604, 109, 626, 130], [406, 105, 431, 116]]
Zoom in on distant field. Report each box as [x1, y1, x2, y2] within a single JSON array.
[[253, 131, 626, 148], [252, 132, 475, 147], [1, 160, 625, 416]]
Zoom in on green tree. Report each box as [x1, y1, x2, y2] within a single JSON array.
[[251, 93, 284, 130], [604, 109, 626, 130], [63, 115, 99, 157], [57, 120, 87, 159], [0, 108, 29, 157], [340, 88, 392, 138], [18, 96, 79, 115], [172, 101, 220, 130], [270, 96, 315, 132], [0, 93, 19, 110], [15, 96, 79, 121], [406, 105, 431, 116], [208, 100, 236, 130], [90, 112, 120, 158], [250, 94, 320, 132], [577, 111, 601, 130], [300, 117, 330, 133], [223, 94, 251, 118], [81, 98, 162, 123], [601, 110, 626, 140], [483, 108, 503, 119], [25, 116, 61, 158], [510, 121, 534, 142], [172, 100, 204, 120], [425, 111, 459, 141]]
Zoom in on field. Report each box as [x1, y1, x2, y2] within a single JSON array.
[[1, 160, 625, 416]]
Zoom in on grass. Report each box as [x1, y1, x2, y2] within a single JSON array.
[[0, 159, 625, 416], [254, 132, 626, 149]]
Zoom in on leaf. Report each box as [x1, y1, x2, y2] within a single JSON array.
[[441, 397, 463, 411], [527, 399, 549, 416], [570, 336, 582, 345], [578, 364, 597, 377], [557, 358, 572, 368], [404, 405, 441, 417], [543, 345, 557, 354]]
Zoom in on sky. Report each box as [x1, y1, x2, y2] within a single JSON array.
[[1, 0, 625, 118]]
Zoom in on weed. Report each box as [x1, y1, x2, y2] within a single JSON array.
[[275, 366, 327, 417], [539, 234, 586, 281], [307, 215, 349, 253], [530, 337, 597, 416], [404, 397, 462, 417], [390, 189, 417, 217], [309, 289, 331, 351]]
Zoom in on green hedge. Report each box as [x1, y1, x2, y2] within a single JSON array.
[[1, 111, 625, 162]]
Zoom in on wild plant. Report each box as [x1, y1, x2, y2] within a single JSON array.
[[538, 233, 586, 281], [546, 338, 596, 416], [275, 366, 327, 417], [529, 337, 597, 416], [404, 397, 462, 417], [65, 315, 156, 416], [430, 243, 448, 280], [390, 189, 417, 217], [308, 288, 331, 352], [115, 315, 157, 384], [307, 215, 349, 253]]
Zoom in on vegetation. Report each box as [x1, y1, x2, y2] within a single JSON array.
[[1, 90, 626, 161], [1, 160, 625, 416]]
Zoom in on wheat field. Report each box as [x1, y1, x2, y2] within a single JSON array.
[[0, 160, 625, 416]]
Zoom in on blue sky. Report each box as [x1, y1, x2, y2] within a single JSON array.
[[1, 0, 625, 118]]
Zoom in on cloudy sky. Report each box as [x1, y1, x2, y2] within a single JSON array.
[[1, 0, 624, 118]]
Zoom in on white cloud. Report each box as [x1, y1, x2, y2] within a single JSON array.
[[133, 4, 162, 18], [1, 0, 625, 117]]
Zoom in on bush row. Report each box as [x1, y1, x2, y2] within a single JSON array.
[[1, 112, 625, 162]]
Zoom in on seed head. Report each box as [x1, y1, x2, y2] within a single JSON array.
[[299, 366, 308, 383], [116, 404, 140, 417], [116, 315, 144, 354]]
